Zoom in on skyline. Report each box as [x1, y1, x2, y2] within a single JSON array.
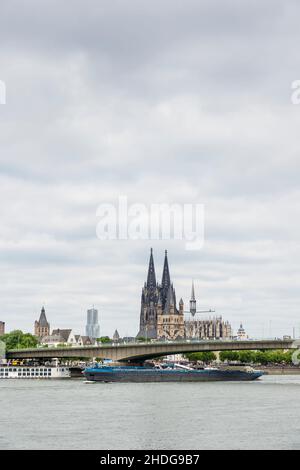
[[1, 247, 298, 339], [1, 1, 300, 338]]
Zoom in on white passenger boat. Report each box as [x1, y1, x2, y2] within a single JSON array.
[[0, 365, 70, 379]]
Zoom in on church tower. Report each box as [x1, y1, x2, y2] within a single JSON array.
[[137, 249, 185, 340], [137, 248, 160, 339], [190, 281, 197, 316], [161, 250, 171, 310], [157, 282, 185, 341], [34, 306, 50, 339]]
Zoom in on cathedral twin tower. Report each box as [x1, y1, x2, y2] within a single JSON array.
[[138, 249, 185, 340]]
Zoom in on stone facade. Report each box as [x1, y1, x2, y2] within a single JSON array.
[[41, 330, 96, 347], [138, 249, 184, 340], [34, 307, 50, 338], [138, 249, 160, 339], [157, 296, 185, 340], [113, 329, 120, 342], [138, 249, 232, 342], [185, 316, 232, 340], [236, 323, 248, 340]]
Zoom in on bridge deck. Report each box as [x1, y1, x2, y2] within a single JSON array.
[[6, 339, 295, 362]]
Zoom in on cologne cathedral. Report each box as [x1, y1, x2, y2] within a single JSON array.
[[137, 249, 184, 340], [137, 249, 232, 341]]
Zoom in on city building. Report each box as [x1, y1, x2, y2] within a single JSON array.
[[236, 323, 248, 340], [0, 321, 5, 336], [138, 249, 185, 340], [41, 329, 96, 348], [113, 329, 120, 342], [157, 289, 185, 340], [184, 283, 232, 340], [75, 335, 96, 346], [185, 316, 232, 340], [138, 248, 160, 339], [52, 329, 76, 345], [34, 306, 50, 339], [138, 249, 232, 341], [40, 333, 65, 348], [41, 329, 77, 347], [85, 308, 100, 339], [122, 336, 136, 343]]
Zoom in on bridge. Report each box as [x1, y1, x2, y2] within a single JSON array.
[[6, 339, 298, 362]]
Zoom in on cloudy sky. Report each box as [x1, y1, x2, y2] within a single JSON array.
[[0, 0, 300, 338]]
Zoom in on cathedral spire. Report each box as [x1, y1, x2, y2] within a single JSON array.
[[39, 306, 48, 326], [161, 250, 171, 309], [146, 248, 156, 289], [190, 281, 197, 316], [161, 250, 170, 290], [34, 305, 50, 338], [138, 248, 159, 339], [164, 284, 174, 314], [191, 281, 196, 301]]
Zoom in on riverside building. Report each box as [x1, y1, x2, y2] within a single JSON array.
[[34, 307, 50, 339], [138, 250, 184, 340], [85, 308, 100, 339], [138, 249, 232, 341]]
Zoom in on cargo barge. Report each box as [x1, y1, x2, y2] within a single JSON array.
[[84, 364, 264, 382]]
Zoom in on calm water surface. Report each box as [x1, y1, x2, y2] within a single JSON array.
[[1, 375, 300, 450]]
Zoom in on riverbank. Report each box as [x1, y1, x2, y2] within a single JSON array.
[[261, 366, 300, 375]]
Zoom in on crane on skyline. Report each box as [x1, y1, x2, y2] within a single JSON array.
[[184, 280, 215, 317]]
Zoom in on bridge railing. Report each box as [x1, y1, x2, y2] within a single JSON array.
[[7, 337, 295, 354]]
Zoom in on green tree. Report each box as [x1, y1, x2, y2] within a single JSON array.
[[97, 336, 111, 344], [185, 352, 217, 363], [254, 351, 269, 365], [238, 351, 256, 363], [219, 351, 239, 362], [285, 351, 293, 364], [219, 350, 294, 365], [1, 330, 38, 350]]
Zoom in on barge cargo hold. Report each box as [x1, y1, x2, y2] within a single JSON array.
[[84, 364, 263, 382]]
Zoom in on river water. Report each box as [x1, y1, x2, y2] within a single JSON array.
[[0, 375, 300, 450]]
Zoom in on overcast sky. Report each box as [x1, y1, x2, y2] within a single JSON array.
[[0, 0, 300, 338]]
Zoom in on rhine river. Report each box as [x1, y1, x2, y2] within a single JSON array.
[[1, 375, 300, 450]]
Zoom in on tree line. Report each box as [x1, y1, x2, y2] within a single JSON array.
[[185, 350, 295, 364], [0, 330, 38, 350]]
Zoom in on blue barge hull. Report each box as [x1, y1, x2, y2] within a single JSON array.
[[84, 366, 263, 382]]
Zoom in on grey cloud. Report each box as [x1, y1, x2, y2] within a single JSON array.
[[0, 0, 299, 338]]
